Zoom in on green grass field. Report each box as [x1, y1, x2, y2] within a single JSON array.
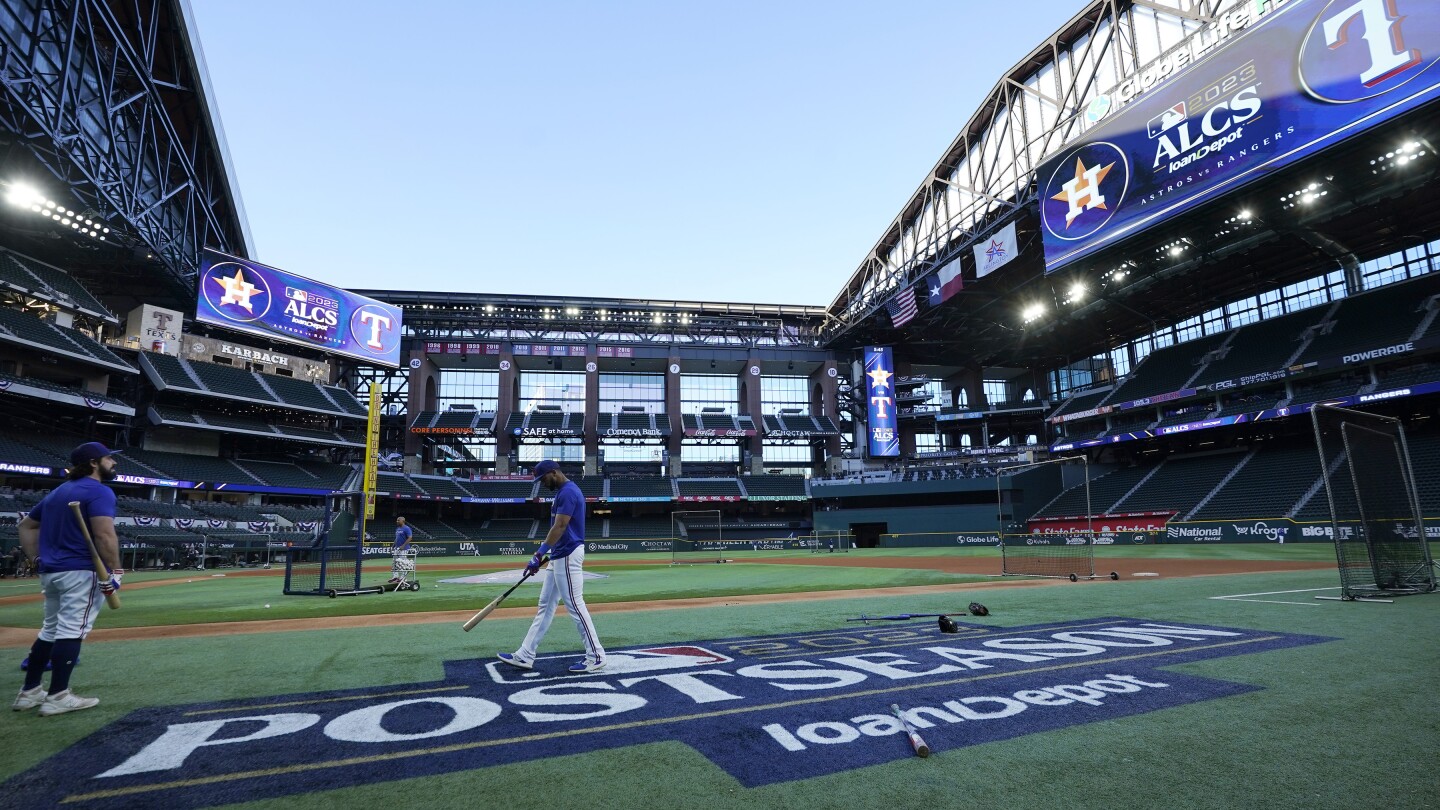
[[0, 545, 1435, 809]]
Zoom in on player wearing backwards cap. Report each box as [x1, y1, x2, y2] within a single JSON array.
[[498, 460, 606, 673], [12, 442, 122, 715]]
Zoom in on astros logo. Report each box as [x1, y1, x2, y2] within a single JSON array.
[[1298, 0, 1440, 104], [202, 262, 273, 323], [1041, 141, 1129, 242]]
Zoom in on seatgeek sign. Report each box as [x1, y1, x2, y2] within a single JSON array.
[[196, 249, 403, 367], [1, 618, 1329, 806], [1040, 0, 1440, 270]]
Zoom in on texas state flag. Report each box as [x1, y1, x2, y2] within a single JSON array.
[[931, 256, 963, 306]]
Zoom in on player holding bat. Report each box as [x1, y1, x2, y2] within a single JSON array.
[[495, 460, 606, 674], [12, 442, 122, 716]]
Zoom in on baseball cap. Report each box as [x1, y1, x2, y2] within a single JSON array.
[[532, 459, 560, 480], [70, 441, 115, 465]]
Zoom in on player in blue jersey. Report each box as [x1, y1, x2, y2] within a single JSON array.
[[12, 442, 122, 716], [388, 516, 413, 584], [498, 460, 606, 674]]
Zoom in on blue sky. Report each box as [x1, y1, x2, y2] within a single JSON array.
[[189, 0, 1085, 307]]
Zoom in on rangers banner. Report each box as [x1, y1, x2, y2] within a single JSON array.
[[864, 346, 899, 457], [196, 249, 403, 367], [1040, 0, 1440, 271]]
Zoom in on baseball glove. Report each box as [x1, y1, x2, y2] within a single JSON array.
[[967, 601, 990, 616]]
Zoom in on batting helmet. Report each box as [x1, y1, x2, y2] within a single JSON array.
[[937, 615, 960, 633], [968, 601, 990, 616]]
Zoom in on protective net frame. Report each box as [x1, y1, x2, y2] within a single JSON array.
[[671, 509, 723, 564], [997, 456, 1098, 580], [809, 529, 853, 553], [1311, 404, 1437, 600], [284, 492, 368, 596]]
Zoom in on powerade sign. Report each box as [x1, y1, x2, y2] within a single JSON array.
[[1040, 0, 1440, 271], [196, 249, 404, 368], [864, 346, 899, 457], [1, 619, 1330, 805]]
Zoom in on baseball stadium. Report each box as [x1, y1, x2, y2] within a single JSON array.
[[1, 0, 1438, 807]]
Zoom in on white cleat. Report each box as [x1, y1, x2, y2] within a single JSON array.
[[12, 686, 47, 711], [37, 689, 99, 716]]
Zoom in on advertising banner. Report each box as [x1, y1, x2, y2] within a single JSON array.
[[196, 249, 403, 367], [864, 346, 899, 457], [1040, 0, 1440, 271]]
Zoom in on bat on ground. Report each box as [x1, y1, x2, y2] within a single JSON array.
[[846, 613, 950, 623], [461, 569, 535, 631], [890, 703, 931, 758], [68, 501, 120, 610]]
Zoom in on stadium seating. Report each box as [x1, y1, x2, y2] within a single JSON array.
[[185, 359, 276, 402], [1375, 362, 1440, 390], [1105, 333, 1229, 403], [608, 476, 674, 499], [675, 478, 743, 498], [1288, 374, 1365, 404], [1049, 388, 1110, 420], [1188, 306, 1328, 389], [470, 518, 537, 541], [0, 307, 133, 371], [574, 476, 605, 500], [0, 433, 72, 468], [1190, 443, 1323, 520], [1111, 452, 1246, 515], [375, 472, 429, 496], [433, 410, 481, 430], [1032, 464, 1156, 518], [194, 412, 276, 434], [235, 461, 337, 489], [460, 478, 537, 500], [114, 448, 265, 484], [117, 497, 202, 519], [263, 374, 343, 412], [324, 387, 368, 415], [409, 475, 470, 499], [606, 515, 672, 539], [0, 251, 112, 316], [1294, 272, 1440, 364], [740, 475, 807, 498], [1154, 405, 1216, 428]]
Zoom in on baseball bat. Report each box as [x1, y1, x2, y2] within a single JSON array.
[[461, 569, 534, 631], [890, 703, 930, 758], [847, 613, 949, 623], [69, 501, 121, 610]]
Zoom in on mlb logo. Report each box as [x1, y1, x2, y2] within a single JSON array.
[[285, 287, 307, 302], [1146, 102, 1187, 138]]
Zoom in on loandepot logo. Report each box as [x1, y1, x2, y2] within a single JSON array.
[[2, 619, 1331, 807]]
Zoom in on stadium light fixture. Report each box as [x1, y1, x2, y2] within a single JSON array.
[[1021, 303, 1045, 323], [1068, 282, 1086, 303]]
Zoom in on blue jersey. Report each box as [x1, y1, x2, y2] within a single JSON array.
[[395, 524, 413, 548], [30, 478, 116, 573], [547, 480, 585, 559]]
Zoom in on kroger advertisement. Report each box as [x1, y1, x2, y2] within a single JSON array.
[[864, 346, 899, 457], [1041, 0, 1440, 271], [196, 249, 404, 367]]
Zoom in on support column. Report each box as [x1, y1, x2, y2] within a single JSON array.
[[494, 349, 518, 475], [894, 358, 917, 459], [404, 350, 439, 474], [583, 349, 599, 475], [809, 360, 841, 471], [741, 357, 763, 475], [666, 356, 683, 476]]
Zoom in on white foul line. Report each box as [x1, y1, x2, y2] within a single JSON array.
[[1209, 586, 1340, 607]]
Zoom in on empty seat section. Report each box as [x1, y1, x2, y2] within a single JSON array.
[[1106, 333, 1227, 403], [234, 461, 329, 488], [471, 519, 536, 541], [574, 476, 605, 500], [1049, 388, 1108, 419], [1190, 307, 1327, 388], [1114, 453, 1245, 515], [4, 252, 111, 315], [607, 516, 672, 538], [185, 361, 276, 403], [460, 479, 536, 500], [264, 374, 341, 411], [0, 433, 68, 467], [409, 476, 470, 498], [1191, 444, 1323, 520], [608, 476, 673, 499], [433, 410, 478, 430], [143, 351, 200, 389], [742, 475, 807, 498], [675, 478, 742, 498], [1032, 465, 1155, 518], [1296, 274, 1440, 364], [324, 387, 369, 415], [116, 449, 262, 483], [375, 472, 428, 496]]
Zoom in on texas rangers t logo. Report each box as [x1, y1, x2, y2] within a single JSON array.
[[1298, 0, 1440, 103]]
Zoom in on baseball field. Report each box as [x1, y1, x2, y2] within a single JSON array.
[[0, 545, 1435, 809]]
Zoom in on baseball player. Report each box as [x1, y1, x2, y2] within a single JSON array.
[[498, 460, 606, 674], [12, 442, 122, 716], [389, 516, 413, 585]]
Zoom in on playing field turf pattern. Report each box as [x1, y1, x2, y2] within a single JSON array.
[[0, 546, 1435, 809]]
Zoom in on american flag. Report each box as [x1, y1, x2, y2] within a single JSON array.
[[885, 287, 918, 327]]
